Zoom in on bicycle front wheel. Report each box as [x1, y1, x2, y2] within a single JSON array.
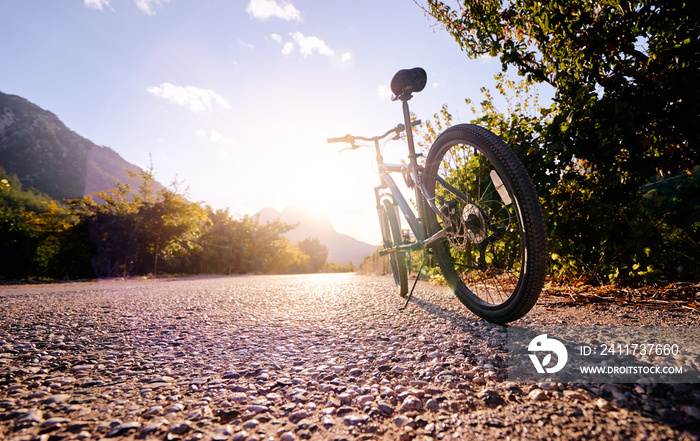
[[424, 124, 547, 323], [379, 199, 408, 297]]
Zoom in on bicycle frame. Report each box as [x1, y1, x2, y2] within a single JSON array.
[[372, 100, 448, 256]]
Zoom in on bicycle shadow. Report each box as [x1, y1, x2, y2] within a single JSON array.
[[403, 286, 700, 438], [402, 286, 507, 333]]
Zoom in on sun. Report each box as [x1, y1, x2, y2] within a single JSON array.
[[256, 138, 382, 244]]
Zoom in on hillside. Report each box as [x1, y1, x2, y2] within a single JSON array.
[[258, 206, 377, 266], [0, 91, 152, 201]]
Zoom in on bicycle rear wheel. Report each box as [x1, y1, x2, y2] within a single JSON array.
[[423, 124, 547, 323], [379, 199, 408, 297]]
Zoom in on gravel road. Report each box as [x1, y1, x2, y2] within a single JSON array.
[[1, 274, 699, 441]]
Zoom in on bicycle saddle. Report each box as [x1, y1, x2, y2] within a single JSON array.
[[391, 67, 427, 100]]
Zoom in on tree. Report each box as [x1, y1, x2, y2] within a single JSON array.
[[423, 0, 699, 282], [72, 168, 209, 277], [198, 209, 305, 275], [297, 237, 329, 273]]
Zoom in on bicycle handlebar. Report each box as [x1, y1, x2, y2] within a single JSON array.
[[327, 120, 422, 145]]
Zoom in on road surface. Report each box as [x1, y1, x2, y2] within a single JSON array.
[[1, 274, 698, 440]]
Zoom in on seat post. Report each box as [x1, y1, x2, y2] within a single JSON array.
[[401, 99, 419, 165], [400, 97, 428, 239]]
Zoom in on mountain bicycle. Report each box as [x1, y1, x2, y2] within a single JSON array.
[[327, 68, 548, 324]]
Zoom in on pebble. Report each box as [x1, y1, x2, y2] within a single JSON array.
[[47, 394, 71, 404], [401, 395, 422, 411], [106, 421, 140, 437], [528, 389, 549, 402], [241, 419, 259, 429]]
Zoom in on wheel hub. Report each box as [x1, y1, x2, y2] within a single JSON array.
[[461, 204, 487, 244]]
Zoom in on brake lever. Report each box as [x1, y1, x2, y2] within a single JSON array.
[[338, 143, 360, 153]]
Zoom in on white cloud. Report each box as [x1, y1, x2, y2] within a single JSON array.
[[281, 42, 294, 56], [246, 0, 300, 21], [377, 85, 393, 101], [291, 32, 333, 57], [238, 39, 255, 50], [478, 54, 494, 64], [148, 83, 231, 114], [84, 0, 169, 14], [210, 130, 236, 145], [341, 52, 352, 63], [199, 129, 236, 145], [134, 0, 170, 16], [271, 32, 340, 59], [84, 0, 111, 10]]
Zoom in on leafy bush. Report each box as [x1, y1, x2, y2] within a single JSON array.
[[421, 0, 699, 283]]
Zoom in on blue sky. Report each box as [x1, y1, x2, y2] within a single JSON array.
[[1, 0, 515, 244]]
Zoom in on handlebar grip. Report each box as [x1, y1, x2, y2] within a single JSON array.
[[411, 120, 422, 127], [327, 135, 351, 144]]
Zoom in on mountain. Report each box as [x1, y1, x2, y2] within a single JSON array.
[[0, 91, 154, 201], [258, 206, 377, 266]]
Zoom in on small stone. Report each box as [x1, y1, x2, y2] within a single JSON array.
[[357, 395, 374, 407], [290, 410, 309, 422], [107, 421, 140, 437], [336, 407, 354, 416], [247, 405, 268, 414], [232, 431, 248, 441], [344, 414, 366, 426], [77, 430, 92, 439], [596, 398, 614, 411], [425, 399, 439, 411], [280, 432, 295, 441], [143, 405, 163, 417], [70, 364, 94, 372], [230, 392, 247, 402], [47, 393, 71, 404], [394, 415, 412, 427], [377, 400, 394, 414], [322, 415, 335, 427], [528, 389, 549, 402], [139, 421, 164, 437], [401, 395, 422, 411], [15, 409, 44, 426], [187, 409, 203, 420], [241, 419, 259, 429], [563, 390, 588, 401], [67, 421, 90, 430], [164, 403, 184, 413], [30, 390, 51, 399], [682, 406, 700, 420], [40, 417, 70, 431], [538, 382, 559, 391], [338, 393, 352, 404], [169, 422, 192, 435]]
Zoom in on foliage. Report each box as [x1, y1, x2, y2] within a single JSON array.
[[70, 169, 211, 277], [325, 261, 356, 273], [421, 0, 699, 283], [297, 237, 329, 273], [0, 163, 350, 280], [198, 208, 307, 275], [0, 167, 93, 280]]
